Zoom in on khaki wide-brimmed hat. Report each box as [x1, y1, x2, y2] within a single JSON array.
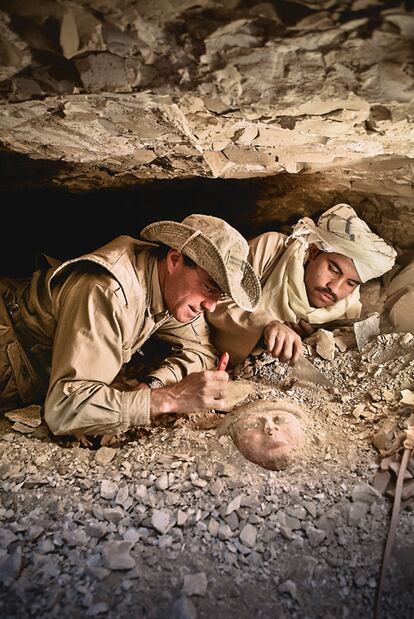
[[140, 214, 261, 311]]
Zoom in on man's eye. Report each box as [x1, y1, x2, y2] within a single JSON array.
[[204, 285, 222, 297]]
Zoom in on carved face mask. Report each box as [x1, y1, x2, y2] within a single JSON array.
[[217, 400, 305, 471]]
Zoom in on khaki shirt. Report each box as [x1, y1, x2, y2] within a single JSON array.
[[207, 232, 286, 366], [4, 236, 217, 436]]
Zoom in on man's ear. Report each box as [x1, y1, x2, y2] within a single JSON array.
[[307, 243, 320, 260], [166, 249, 182, 272]]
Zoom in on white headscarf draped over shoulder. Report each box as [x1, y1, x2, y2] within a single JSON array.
[[290, 203, 397, 283], [260, 203, 396, 325]]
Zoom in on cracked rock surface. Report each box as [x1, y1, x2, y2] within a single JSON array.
[[0, 0, 413, 234]]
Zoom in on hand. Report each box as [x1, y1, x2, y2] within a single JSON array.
[[286, 319, 314, 338], [263, 320, 303, 364], [150, 370, 229, 416]]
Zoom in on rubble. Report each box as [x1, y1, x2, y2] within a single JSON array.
[[1, 325, 413, 618]]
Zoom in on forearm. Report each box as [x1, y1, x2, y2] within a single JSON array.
[[149, 388, 174, 417], [45, 380, 151, 436]]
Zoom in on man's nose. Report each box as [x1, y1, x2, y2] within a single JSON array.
[[201, 298, 217, 312], [327, 277, 342, 295]]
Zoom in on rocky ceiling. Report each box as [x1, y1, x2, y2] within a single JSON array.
[[0, 0, 413, 261]]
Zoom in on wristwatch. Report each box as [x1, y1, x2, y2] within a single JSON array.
[[143, 376, 164, 390]]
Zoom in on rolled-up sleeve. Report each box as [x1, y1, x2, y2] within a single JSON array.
[[45, 272, 151, 436], [148, 314, 218, 386]]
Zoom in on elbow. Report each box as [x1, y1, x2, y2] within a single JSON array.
[[44, 402, 66, 436], [44, 388, 77, 436]]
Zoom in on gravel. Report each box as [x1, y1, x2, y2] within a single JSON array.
[[0, 328, 413, 619]]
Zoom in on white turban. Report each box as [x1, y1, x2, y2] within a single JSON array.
[[290, 203, 397, 283]]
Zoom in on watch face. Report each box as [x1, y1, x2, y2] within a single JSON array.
[[147, 377, 164, 389]]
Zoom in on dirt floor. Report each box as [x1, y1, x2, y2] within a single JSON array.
[[1, 322, 414, 619]]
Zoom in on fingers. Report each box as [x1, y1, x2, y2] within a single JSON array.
[[188, 373, 227, 410], [289, 339, 303, 365], [157, 370, 229, 414], [196, 370, 229, 410], [263, 320, 280, 352], [203, 369, 229, 402], [271, 332, 292, 361], [264, 321, 303, 364]]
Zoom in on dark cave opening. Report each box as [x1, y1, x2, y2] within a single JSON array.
[[2, 171, 400, 279], [1, 178, 272, 277]]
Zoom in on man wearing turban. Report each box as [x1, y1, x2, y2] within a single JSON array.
[[207, 203, 397, 367]]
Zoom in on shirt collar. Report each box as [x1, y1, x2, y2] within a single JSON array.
[[146, 253, 170, 321]]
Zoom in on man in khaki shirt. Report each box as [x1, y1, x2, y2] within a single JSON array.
[[0, 215, 261, 437], [208, 204, 397, 367]]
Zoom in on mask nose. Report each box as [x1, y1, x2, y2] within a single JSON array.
[[264, 418, 278, 434]]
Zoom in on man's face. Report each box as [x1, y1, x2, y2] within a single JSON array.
[[163, 251, 223, 323], [304, 245, 361, 308], [231, 410, 303, 470]]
